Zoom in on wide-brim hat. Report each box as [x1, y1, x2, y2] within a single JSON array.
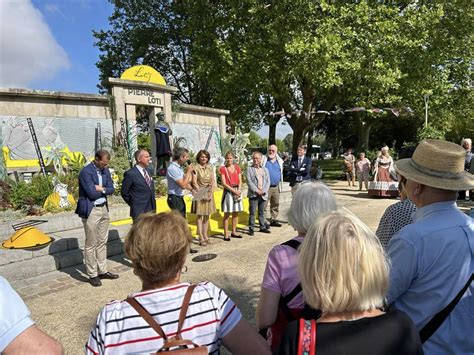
[[395, 139, 474, 191]]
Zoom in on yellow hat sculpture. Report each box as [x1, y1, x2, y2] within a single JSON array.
[[1, 221, 53, 249]]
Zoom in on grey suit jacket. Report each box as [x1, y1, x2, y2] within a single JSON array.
[[246, 165, 270, 200]]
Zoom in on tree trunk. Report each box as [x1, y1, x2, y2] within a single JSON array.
[[306, 127, 313, 157], [292, 124, 306, 154], [357, 120, 372, 152], [268, 120, 277, 145]]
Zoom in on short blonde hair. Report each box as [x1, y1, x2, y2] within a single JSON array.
[[298, 211, 388, 314], [287, 181, 337, 234], [125, 212, 191, 285]]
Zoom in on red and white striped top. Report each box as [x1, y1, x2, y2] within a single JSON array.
[[85, 282, 242, 354]]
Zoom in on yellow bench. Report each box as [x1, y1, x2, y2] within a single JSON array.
[[111, 190, 250, 237], [2, 146, 82, 169]]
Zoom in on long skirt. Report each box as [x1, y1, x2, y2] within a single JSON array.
[[368, 168, 398, 197]]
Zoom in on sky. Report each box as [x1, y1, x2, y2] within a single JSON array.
[[0, 0, 291, 138]]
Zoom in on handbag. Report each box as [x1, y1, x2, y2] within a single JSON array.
[[125, 285, 208, 354], [297, 318, 317, 355]]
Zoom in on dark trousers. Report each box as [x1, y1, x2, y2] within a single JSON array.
[[249, 196, 266, 231], [167, 194, 186, 218]]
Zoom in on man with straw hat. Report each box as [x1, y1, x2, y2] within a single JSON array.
[[387, 139, 474, 354]]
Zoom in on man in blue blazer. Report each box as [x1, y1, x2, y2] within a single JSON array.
[[121, 149, 156, 222], [288, 145, 312, 194], [75, 150, 118, 287]]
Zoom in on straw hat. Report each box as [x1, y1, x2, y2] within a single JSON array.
[[395, 139, 474, 191]]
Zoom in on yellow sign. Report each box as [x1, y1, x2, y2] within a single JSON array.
[[120, 65, 166, 86]]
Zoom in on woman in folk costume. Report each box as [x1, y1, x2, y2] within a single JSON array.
[[368, 146, 398, 197]]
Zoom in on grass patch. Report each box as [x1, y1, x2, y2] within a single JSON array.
[[314, 159, 344, 181]]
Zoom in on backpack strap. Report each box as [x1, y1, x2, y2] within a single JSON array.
[[176, 284, 197, 340], [126, 297, 167, 340], [279, 239, 302, 321], [297, 319, 316, 355], [419, 273, 473, 343]]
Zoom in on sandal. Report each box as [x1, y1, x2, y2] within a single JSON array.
[[231, 233, 243, 239], [223, 236, 231, 241]]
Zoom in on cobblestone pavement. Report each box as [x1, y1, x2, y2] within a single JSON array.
[[17, 180, 472, 353]]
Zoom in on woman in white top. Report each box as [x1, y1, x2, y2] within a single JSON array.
[[86, 211, 269, 354]]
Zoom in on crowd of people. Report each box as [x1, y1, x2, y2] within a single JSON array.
[[1, 138, 473, 354]]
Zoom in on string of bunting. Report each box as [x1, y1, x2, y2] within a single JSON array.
[[269, 106, 414, 118]]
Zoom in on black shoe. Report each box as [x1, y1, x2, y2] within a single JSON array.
[[190, 248, 198, 253], [259, 228, 271, 234], [270, 221, 282, 227], [89, 277, 102, 287], [265, 223, 271, 230], [248, 229, 254, 236], [99, 272, 119, 280]]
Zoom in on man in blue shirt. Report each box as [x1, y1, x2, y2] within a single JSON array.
[[262, 144, 284, 227], [166, 147, 197, 253], [388, 139, 474, 354], [0, 276, 62, 353]]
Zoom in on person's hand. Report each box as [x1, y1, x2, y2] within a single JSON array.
[[187, 164, 195, 174], [95, 185, 104, 192], [235, 190, 241, 198], [257, 189, 263, 195]]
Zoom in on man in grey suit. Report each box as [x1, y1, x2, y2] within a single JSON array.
[[247, 151, 271, 236]]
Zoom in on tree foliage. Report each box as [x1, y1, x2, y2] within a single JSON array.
[[95, 1, 473, 152]]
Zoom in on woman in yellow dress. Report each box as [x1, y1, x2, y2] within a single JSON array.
[[191, 150, 216, 246]]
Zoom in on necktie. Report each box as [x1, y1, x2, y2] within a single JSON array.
[[144, 170, 152, 187], [299, 158, 303, 168]]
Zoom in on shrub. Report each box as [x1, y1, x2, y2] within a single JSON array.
[[10, 175, 54, 210], [0, 179, 13, 209], [154, 177, 168, 197]]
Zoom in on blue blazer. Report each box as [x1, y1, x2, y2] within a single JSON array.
[[121, 166, 156, 219], [288, 156, 312, 187], [75, 163, 115, 219]]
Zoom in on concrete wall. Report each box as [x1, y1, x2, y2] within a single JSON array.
[[0, 87, 228, 172]]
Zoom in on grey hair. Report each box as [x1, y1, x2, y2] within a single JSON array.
[[172, 147, 189, 161], [287, 181, 337, 234], [461, 138, 472, 148]]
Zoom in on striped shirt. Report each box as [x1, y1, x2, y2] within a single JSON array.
[[85, 282, 242, 354]]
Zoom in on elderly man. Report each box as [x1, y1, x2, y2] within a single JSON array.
[[388, 139, 474, 354], [76, 150, 119, 287], [121, 149, 156, 222], [262, 144, 283, 227], [459, 137, 472, 200], [247, 151, 271, 236]]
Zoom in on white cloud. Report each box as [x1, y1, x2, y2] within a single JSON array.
[[0, 0, 70, 88]]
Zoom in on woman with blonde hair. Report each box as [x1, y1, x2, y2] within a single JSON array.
[[86, 211, 270, 354], [219, 151, 244, 240], [256, 181, 337, 352], [278, 211, 422, 354]]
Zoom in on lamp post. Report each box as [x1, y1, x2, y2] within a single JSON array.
[[423, 93, 431, 128]]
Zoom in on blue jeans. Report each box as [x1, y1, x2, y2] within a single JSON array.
[[249, 196, 266, 231]]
